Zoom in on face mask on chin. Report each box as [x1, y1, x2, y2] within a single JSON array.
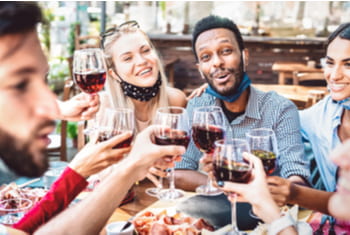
[[0, 127, 49, 178], [205, 70, 251, 103], [117, 74, 162, 102]]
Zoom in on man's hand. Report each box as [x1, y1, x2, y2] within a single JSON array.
[[69, 131, 132, 178], [58, 93, 100, 121], [267, 176, 295, 207]]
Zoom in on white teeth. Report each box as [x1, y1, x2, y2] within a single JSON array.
[[331, 83, 346, 88], [139, 69, 151, 76]]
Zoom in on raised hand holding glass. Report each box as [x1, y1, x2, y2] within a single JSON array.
[[213, 139, 252, 235], [152, 106, 190, 200]]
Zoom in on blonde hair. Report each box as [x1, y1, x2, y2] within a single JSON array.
[[103, 24, 169, 133]]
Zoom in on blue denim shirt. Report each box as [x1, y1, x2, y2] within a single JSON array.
[[300, 95, 340, 192]]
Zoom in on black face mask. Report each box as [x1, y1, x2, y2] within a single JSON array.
[[119, 75, 162, 102]]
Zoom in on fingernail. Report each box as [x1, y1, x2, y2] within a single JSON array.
[[217, 181, 224, 187]]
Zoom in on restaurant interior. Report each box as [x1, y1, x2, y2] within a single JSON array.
[[1, 1, 350, 234]]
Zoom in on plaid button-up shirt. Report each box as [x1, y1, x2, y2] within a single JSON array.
[[176, 86, 310, 180]]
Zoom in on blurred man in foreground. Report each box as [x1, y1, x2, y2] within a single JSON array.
[[0, 2, 185, 234]]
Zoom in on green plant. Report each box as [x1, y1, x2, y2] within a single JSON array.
[[40, 7, 54, 53], [56, 121, 78, 140], [67, 122, 78, 140], [68, 22, 78, 57]]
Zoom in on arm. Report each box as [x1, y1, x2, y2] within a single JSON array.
[[33, 126, 186, 235], [267, 176, 332, 214], [175, 169, 207, 192], [13, 167, 87, 233], [274, 98, 310, 184], [13, 132, 133, 233], [167, 86, 187, 108], [57, 93, 99, 121]]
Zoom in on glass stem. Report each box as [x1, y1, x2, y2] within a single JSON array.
[[231, 193, 239, 233], [169, 167, 175, 192], [206, 177, 214, 192], [157, 175, 163, 190]]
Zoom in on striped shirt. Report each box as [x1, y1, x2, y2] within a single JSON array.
[[175, 86, 310, 180]]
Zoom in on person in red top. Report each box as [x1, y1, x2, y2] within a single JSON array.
[[0, 2, 185, 234]]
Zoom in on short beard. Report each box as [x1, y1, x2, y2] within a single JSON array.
[[0, 122, 54, 177], [205, 62, 245, 97]]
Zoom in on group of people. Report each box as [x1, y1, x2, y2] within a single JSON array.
[[0, 2, 349, 235]]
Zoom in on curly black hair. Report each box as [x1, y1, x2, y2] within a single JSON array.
[[192, 15, 245, 61]]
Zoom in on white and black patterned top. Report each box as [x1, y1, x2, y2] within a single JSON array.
[[175, 86, 310, 181]]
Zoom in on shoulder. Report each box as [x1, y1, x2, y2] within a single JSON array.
[[251, 87, 297, 111], [299, 95, 339, 125], [167, 86, 187, 108]]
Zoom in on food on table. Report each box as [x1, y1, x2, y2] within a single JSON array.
[[0, 182, 47, 207], [133, 209, 214, 235]]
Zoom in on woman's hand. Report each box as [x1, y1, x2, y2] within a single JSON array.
[[217, 153, 281, 223], [124, 125, 186, 181], [58, 93, 100, 121]]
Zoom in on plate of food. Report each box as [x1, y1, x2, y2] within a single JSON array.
[[132, 207, 215, 235], [0, 182, 48, 205]]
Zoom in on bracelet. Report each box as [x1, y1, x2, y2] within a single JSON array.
[[268, 212, 296, 235]]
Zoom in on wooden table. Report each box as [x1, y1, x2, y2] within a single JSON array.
[[253, 83, 328, 109], [272, 62, 323, 85], [99, 179, 158, 234], [99, 178, 313, 234]]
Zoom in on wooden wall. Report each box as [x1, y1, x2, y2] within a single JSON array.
[[149, 34, 326, 91]]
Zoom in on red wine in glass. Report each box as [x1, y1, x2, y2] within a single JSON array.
[[214, 161, 252, 183], [192, 124, 225, 154], [98, 132, 134, 149], [154, 130, 190, 148], [113, 132, 134, 149], [74, 71, 106, 94], [251, 149, 276, 175]]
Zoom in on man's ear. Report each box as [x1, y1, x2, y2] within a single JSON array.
[[242, 49, 249, 72], [196, 63, 205, 79]]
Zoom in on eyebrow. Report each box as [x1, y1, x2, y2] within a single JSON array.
[[13, 67, 37, 76], [326, 56, 350, 62], [198, 39, 231, 52]]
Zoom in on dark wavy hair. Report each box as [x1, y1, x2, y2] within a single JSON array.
[[192, 15, 245, 61], [326, 22, 350, 47], [0, 2, 42, 36]]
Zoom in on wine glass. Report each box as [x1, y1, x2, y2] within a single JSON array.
[[73, 48, 107, 133], [152, 106, 190, 200], [192, 106, 225, 196], [88, 108, 134, 188], [245, 128, 278, 219], [245, 128, 278, 176], [213, 139, 252, 235]]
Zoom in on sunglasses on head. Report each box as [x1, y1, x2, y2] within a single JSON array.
[[100, 20, 139, 49]]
